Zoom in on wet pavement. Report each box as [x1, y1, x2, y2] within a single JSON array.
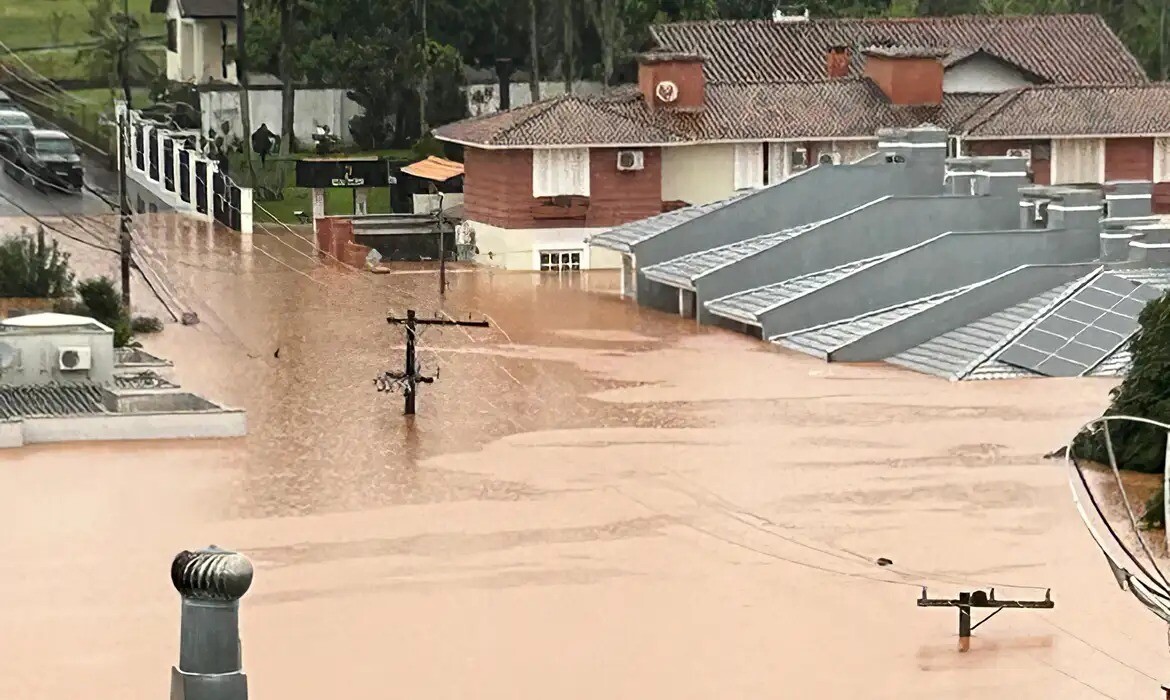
[[1, 215, 1167, 699]]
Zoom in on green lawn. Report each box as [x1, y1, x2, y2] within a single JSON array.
[[11, 44, 165, 82], [0, 0, 164, 50]]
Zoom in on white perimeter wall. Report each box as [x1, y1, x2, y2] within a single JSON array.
[[1, 411, 247, 448], [200, 89, 364, 146]]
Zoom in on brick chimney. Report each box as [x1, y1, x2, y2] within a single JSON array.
[[826, 45, 851, 78], [862, 46, 946, 106], [637, 51, 706, 112]]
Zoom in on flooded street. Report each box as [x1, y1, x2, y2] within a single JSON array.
[[2, 216, 1167, 699]]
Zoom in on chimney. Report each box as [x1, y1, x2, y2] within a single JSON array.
[[877, 124, 947, 185], [968, 155, 1028, 197], [1104, 179, 1152, 220], [862, 46, 946, 106], [1099, 228, 1133, 262], [637, 51, 706, 112], [826, 45, 851, 78], [495, 58, 514, 111], [1128, 224, 1170, 265]]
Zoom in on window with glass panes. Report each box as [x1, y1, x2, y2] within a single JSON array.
[[539, 250, 581, 271]]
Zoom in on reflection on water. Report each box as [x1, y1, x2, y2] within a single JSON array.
[[1, 216, 1168, 700]]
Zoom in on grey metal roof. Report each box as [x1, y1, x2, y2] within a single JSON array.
[[1112, 266, 1170, 288], [704, 251, 893, 323], [0, 384, 107, 420], [640, 219, 825, 289], [888, 275, 1091, 380], [113, 372, 179, 390], [587, 194, 749, 253], [773, 285, 975, 359], [1087, 347, 1131, 376]]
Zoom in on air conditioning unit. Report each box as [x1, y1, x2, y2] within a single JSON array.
[[818, 151, 841, 165], [617, 150, 644, 171], [58, 346, 92, 371], [1006, 148, 1032, 164]]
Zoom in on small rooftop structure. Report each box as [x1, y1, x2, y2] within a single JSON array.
[[0, 313, 244, 448]]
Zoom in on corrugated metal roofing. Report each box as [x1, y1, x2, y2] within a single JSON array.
[[773, 285, 975, 358], [1087, 348, 1131, 377], [640, 219, 825, 289], [588, 194, 750, 252], [0, 383, 108, 420], [887, 276, 1089, 380], [705, 251, 892, 323]]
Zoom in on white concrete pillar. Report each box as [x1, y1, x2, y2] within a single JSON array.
[[239, 187, 253, 235], [354, 188, 369, 216], [311, 187, 325, 232], [205, 160, 218, 221], [142, 124, 153, 178], [170, 137, 182, 195], [187, 154, 199, 204], [156, 128, 166, 183]]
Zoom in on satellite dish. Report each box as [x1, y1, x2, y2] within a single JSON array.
[[1066, 415, 1170, 636], [0, 341, 15, 370]]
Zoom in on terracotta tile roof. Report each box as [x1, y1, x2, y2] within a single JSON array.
[[436, 82, 994, 146], [401, 156, 464, 182], [650, 15, 1147, 85], [0, 383, 107, 420], [960, 83, 1170, 137]]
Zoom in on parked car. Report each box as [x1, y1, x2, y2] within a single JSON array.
[[0, 109, 35, 159], [4, 129, 84, 193]]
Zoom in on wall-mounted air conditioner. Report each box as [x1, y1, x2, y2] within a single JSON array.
[[818, 151, 841, 165], [58, 346, 92, 371], [1006, 148, 1032, 165], [617, 150, 644, 171]]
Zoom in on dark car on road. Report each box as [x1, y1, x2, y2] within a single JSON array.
[[3, 129, 84, 193], [0, 109, 35, 159]]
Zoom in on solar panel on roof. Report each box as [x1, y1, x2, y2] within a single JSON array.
[[997, 274, 1163, 377]]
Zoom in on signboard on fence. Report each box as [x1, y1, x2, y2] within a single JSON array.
[[295, 157, 394, 188]]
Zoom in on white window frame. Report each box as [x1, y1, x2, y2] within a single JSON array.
[[535, 248, 584, 271], [1154, 137, 1170, 183], [733, 142, 765, 190], [1050, 138, 1105, 184], [532, 148, 591, 197]]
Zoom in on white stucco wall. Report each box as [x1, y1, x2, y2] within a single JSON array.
[[943, 55, 1032, 93], [661, 144, 737, 205], [0, 329, 116, 386], [196, 20, 235, 83], [200, 88, 363, 145], [0, 420, 21, 448], [466, 81, 605, 117], [15, 410, 247, 446], [466, 220, 622, 270]]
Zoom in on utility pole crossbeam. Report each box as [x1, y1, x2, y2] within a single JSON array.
[[378, 309, 489, 415], [917, 588, 1054, 652]]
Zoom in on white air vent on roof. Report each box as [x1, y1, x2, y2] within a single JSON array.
[[58, 346, 92, 371], [772, 7, 810, 21], [617, 150, 644, 171], [818, 151, 841, 165]]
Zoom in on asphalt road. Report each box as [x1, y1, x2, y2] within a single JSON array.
[[0, 154, 116, 218]]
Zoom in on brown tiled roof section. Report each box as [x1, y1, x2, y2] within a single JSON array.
[[435, 81, 996, 146], [862, 46, 950, 58], [960, 83, 1170, 137], [650, 15, 1147, 85]]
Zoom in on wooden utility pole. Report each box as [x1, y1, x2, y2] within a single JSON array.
[[378, 309, 489, 415], [917, 588, 1053, 652]]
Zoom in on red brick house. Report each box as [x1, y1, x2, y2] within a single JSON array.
[[436, 13, 1169, 271]]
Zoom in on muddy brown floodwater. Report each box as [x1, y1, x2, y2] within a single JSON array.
[[1, 216, 1168, 699]]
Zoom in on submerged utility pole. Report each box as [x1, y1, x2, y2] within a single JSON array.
[[917, 588, 1053, 652], [170, 545, 254, 700], [117, 106, 132, 310], [378, 309, 489, 415]]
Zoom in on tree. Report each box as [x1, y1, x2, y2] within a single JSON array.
[[562, 0, 576, 92], [76, 277, 133, 347], [588, 0, 628, 86], [277, 0, 297, 155], [77, 0, 156, 108], [529, 0, 541, 99], [0, 228, 74, 299]]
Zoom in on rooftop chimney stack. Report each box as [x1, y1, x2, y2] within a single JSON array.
[[1103, 180, 1153, 220], [637, 52, 706, 112], [970, 156, 1029, 197], [826, 45, 851, 78], [876, 124, 947, 185], [862, 46, 946, 106], [495, 58, 514, 111], [1128, 224, 1170, 265]]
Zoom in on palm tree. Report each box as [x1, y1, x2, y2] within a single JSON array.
[[77, 0, 155, 109]]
